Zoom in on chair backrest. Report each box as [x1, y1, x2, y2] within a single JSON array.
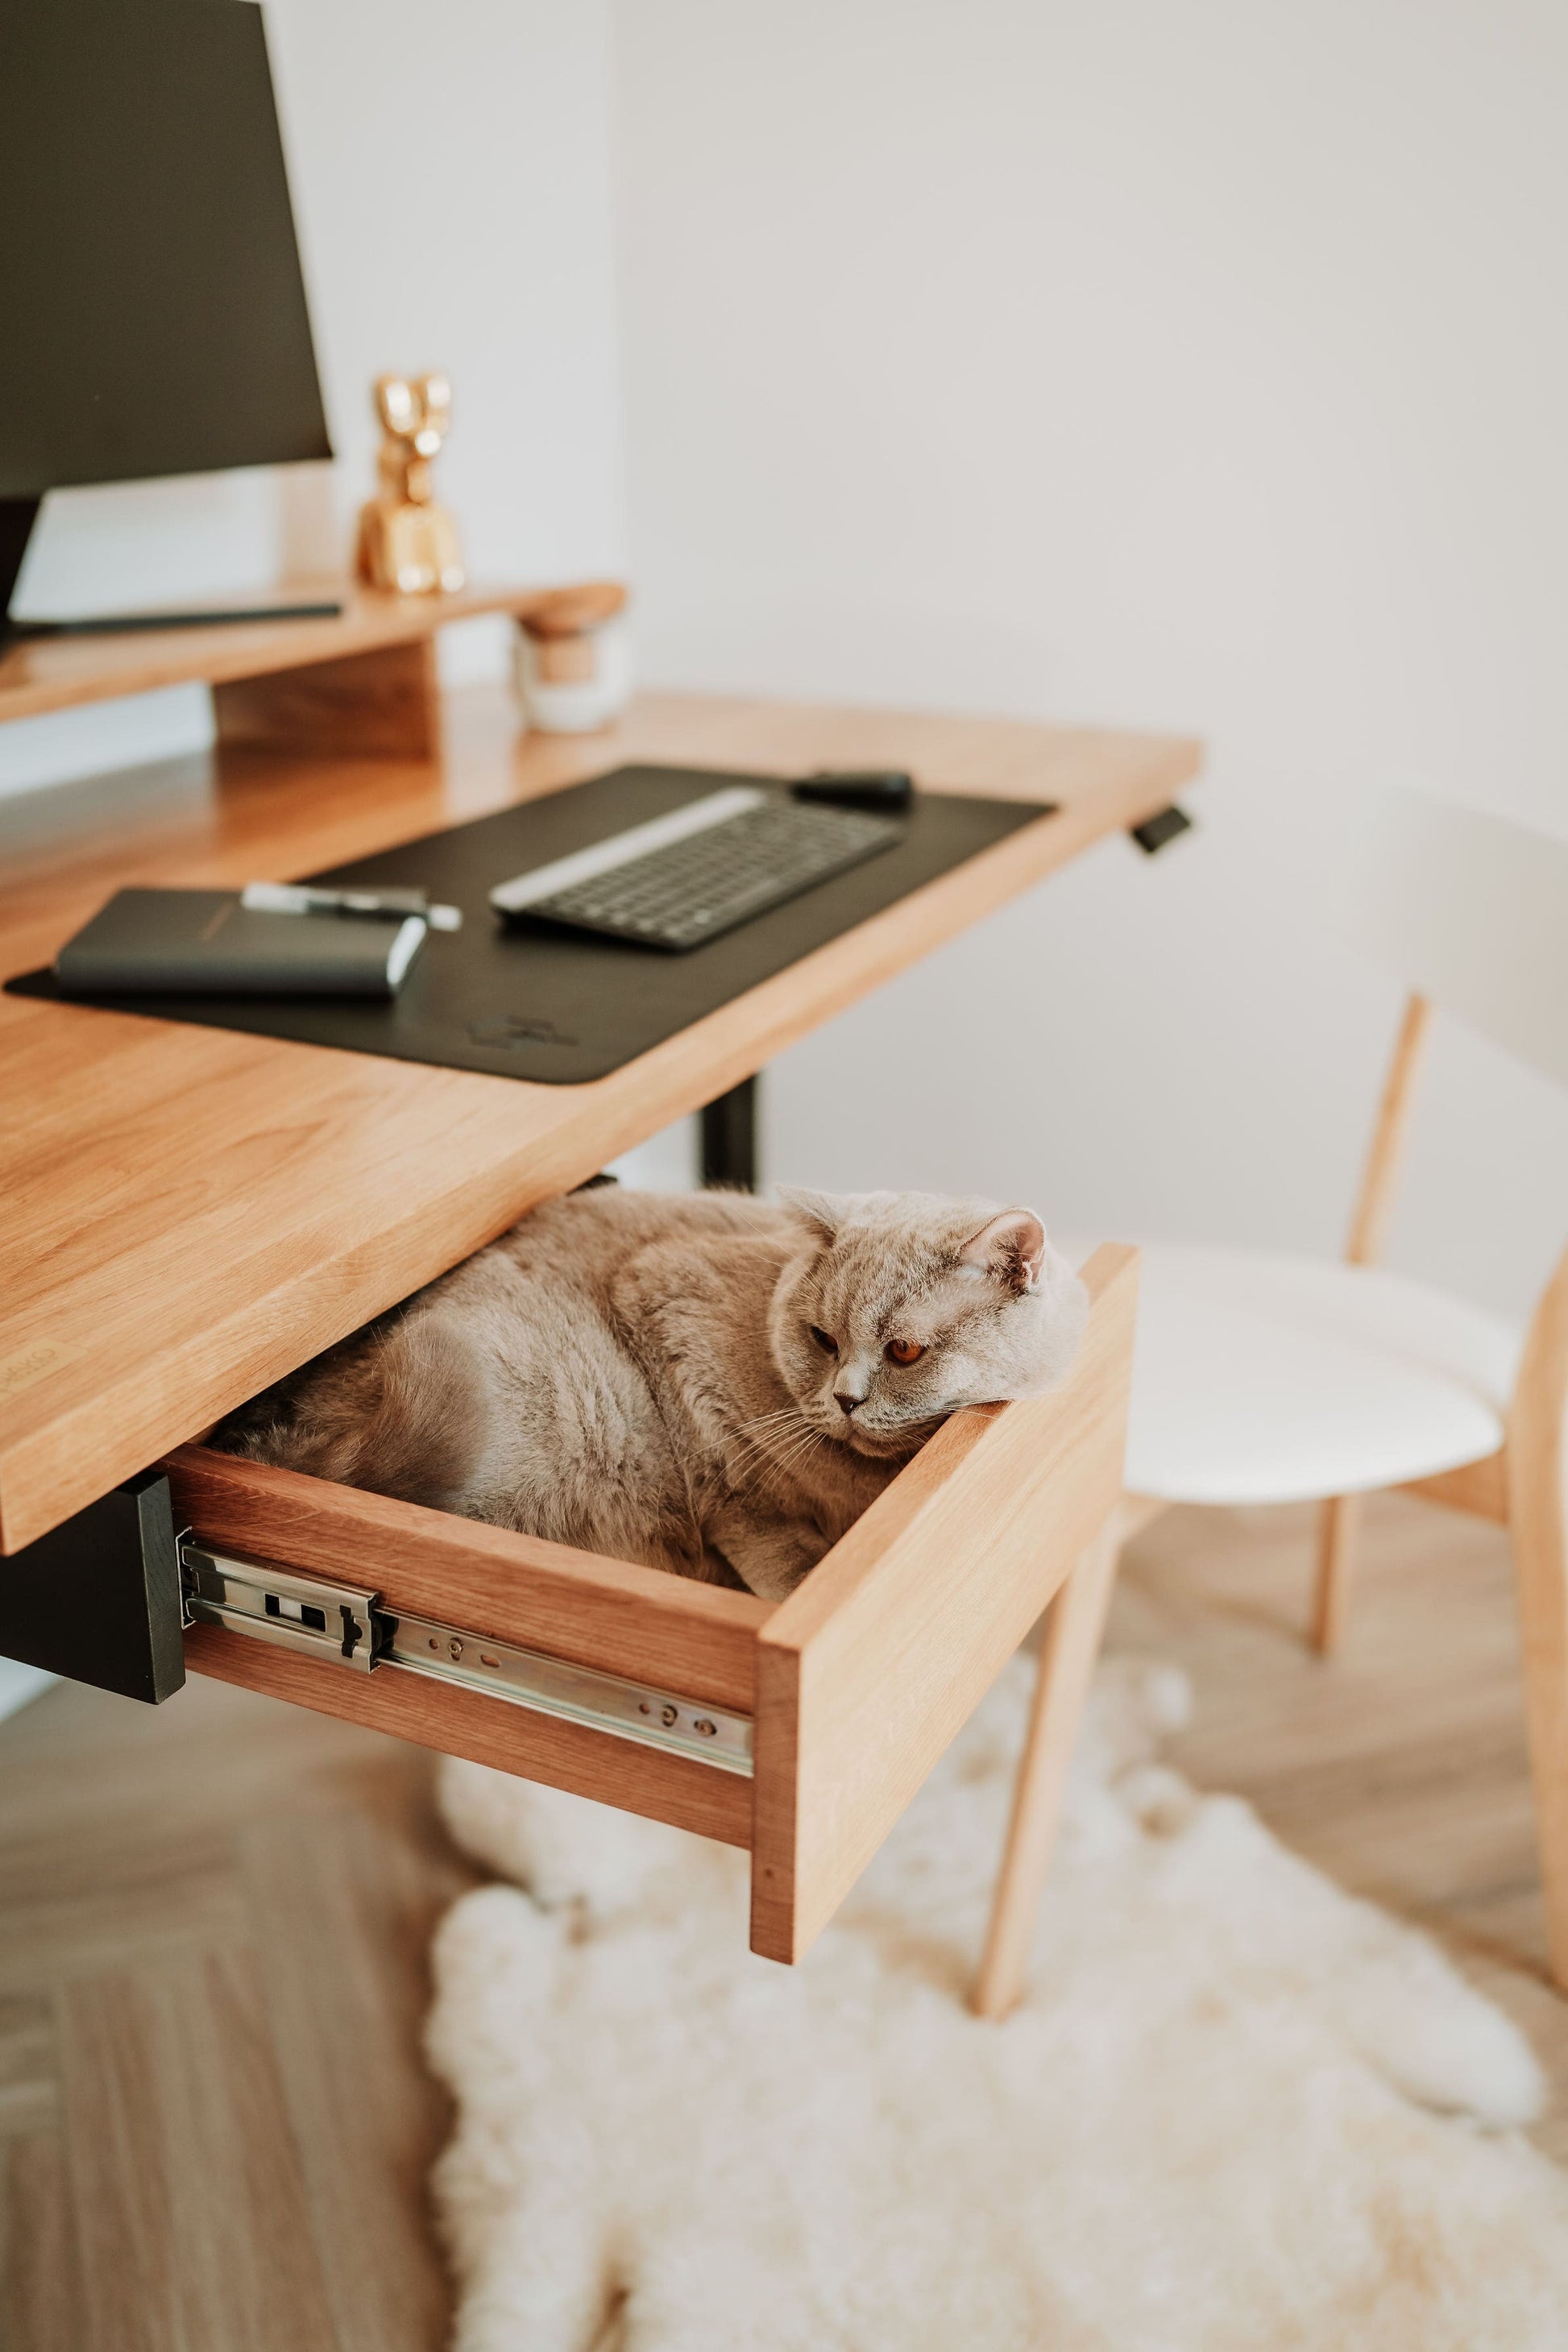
[[1334, 789, 1568, 1096]]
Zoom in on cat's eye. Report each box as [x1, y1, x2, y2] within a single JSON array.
[[809, 1325, 839, 1355], [885, 1339, 926, 1367]]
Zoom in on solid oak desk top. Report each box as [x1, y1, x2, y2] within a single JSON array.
[[0, 686, 1200, 1553]]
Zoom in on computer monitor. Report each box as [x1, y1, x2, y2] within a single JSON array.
[[0, 0, 335, 636]]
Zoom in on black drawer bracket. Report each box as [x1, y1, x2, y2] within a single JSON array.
[[1129, 804, 1193, 855], [0, 1471, 185, 1704]]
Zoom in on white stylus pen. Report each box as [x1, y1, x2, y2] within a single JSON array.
[[242, 881, 463, 931]]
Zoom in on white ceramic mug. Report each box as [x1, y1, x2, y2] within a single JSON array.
[[512, 616, 632, 733]]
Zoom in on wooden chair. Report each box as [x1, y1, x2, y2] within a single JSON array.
[[975, 789, 1568, 2015]]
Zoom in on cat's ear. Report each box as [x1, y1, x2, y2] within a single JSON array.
[[958, 1208, 1048, 1296], [778, 1186, 848, 1243]]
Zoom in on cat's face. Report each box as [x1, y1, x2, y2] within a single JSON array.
[[768, 1189, 1088, 1458]]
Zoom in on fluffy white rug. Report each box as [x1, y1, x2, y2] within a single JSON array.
[[426, 1659, 1568, 2351]]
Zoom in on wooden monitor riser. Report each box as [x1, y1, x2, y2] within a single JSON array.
[[0, 578, 625, 760]]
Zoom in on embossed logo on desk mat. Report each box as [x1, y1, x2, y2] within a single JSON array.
[[6, 765, 1054, 1085]]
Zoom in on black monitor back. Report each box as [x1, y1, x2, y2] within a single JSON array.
[[0, 0, 331, 500]]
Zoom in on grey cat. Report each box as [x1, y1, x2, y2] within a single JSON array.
[[216, 1185, 1088, 1600]]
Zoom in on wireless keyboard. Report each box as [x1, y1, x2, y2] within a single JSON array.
[[488, 786, 904, 952]]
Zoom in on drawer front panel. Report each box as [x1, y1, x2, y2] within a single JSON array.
[[750, 1245, 1138, 1963]]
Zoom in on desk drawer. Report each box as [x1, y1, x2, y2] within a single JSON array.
[[163, 1244, 1135, 1964]]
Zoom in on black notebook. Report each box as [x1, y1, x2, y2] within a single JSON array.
[[53, 889, 427, 998]]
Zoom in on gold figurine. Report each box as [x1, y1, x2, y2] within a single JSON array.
[[356, 372, 466, 596]]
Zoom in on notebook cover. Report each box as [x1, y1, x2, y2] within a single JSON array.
[[52, 889, 421, 998], [9, 765, 1056, 1083]]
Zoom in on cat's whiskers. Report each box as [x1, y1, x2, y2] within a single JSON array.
[[731, 1404, 809, 1439], [743, 1421, 832, 1492], [729, 1400, 811, 1446], [730, 1426, 813, 1479], [729, 1407, 835, 1494]]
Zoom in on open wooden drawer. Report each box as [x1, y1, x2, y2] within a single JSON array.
[[162, 1245, 1136, 1964]]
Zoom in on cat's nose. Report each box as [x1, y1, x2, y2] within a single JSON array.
[[836, 1392, 861, 1416]]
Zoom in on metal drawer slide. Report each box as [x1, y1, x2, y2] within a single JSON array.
[[179, 1539, 753, 1776]]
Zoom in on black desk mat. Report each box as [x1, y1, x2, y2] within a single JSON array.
[[7, 765, 1054, 1085]]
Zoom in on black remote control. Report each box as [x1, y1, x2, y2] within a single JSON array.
[[790, 769, 915, 813]]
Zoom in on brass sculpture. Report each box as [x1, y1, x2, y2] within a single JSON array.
[[356, 372, 466, 596]]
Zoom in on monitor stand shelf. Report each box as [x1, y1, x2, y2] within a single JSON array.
[[0, 579, 624, 761]]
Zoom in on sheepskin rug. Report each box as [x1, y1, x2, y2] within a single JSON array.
[[425, 1659, 1568, 2350]]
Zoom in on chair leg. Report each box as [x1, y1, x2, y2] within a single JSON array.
[[1510, 1466, 1568, 1990], [1312, 1493, 1364, 1655], [1503, 1245, 1568, 1987], [972, 1517, 1122, 2022]]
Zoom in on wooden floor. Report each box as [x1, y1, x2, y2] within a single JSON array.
[[1, 1493, 1563, 2350], [0, 1662, 476, 2352]]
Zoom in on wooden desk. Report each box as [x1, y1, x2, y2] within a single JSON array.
[[0, 686, 1199, 1554]]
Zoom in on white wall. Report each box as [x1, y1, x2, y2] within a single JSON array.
[[2, 0, 622, 796], [610, 0, 1568, 1316]]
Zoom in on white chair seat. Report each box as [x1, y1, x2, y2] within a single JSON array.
[[1067, 1245, 1522, 1507]]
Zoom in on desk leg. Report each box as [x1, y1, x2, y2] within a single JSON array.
[[701, 1075, 759, 1191]]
